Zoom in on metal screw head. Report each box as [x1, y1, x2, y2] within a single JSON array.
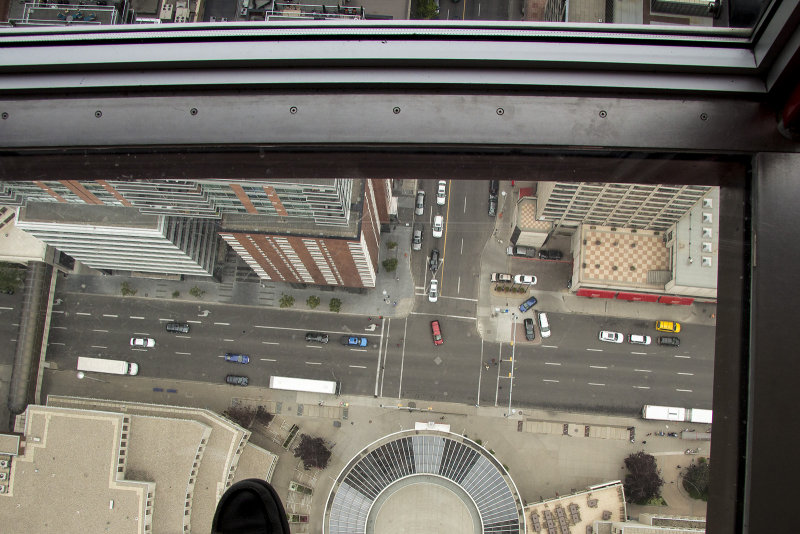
[[190, 108, 199, 116], [599, 110, 607, 118], [392, 107, 401, 114], [1, 112, 7, 120], [700, 113, 708, 121], [94, 110, 102, 118], [289, 106, 298, 114], [496, 108, 504, 116]]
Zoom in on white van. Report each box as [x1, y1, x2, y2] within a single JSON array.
[[538, 312, 551, 338]]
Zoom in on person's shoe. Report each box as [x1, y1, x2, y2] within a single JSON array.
[[212, 478, 290, 534]]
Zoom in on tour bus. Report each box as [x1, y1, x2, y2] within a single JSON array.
[[268, 376, 341, 396]]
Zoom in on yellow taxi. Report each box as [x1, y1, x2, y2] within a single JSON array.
[[655, 320, 681, 333]]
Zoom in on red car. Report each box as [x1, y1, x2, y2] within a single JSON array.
[[431, 320, 444, 345]]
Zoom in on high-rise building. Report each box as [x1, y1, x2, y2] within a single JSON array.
[[536, 182, 713, 233]]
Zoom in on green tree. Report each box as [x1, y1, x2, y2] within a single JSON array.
[[329, 298, 342, 313], [682, 458, 710, 501], [387, 241, 398, 250], [189, 286, 205, 298], [280, 293, 295, 308], [306, 295, 320, 309], [623, 451, 664, 504], [382, 258, 398, 272], [294, 434, 332, 470], [0, 264, 22, 293], [412, 0, 438, 19], [172, 290, 180, 298], [121, 281, 137, 296]]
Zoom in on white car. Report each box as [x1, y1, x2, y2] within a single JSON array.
[[628, 334, 652, 345], [428, 279, 439, 302], [415, 190, 425, 216], [432, 215, 444, 238], [598, 331, 623, 343], [130, 337, 156, 348], [490, 272, 513, 283], [436, 180, 447, 205], [514, 274, 537, 285]]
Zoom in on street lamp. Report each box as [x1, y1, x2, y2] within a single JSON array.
[[76, 371, 107, 383]]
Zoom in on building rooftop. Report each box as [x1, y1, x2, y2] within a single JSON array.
[[0, 208, 48, 264], [0, 405, 150, 534], [231, 442, 279, 484], [19, 203, 161, 230], [524, 482, 626, 534]]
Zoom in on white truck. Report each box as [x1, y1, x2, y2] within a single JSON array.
[[77, 357, 139, 376]]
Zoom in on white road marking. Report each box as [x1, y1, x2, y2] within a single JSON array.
[[176, 335, 191, 339], [542, 345, 558, 349], [133, 332, 150, 336], [631, 352, 648, 355], [463, 195, 467, 213], [457, 276, 461, 294], [349, 365, 367, 369], [306, 361, 322, 365], [187, 320, 202, 324], [131, 348, 148, 352], [410, 311, 477, 321], [634, 369, 652, 373], [92, 329, 108, 333], [676, 388, 693, 392], [102, 314, 118, 318], [398, 317, 409, 399], [262, 341, 279, 345], [51, 310, 64, 314], [51, 326, 67, 330], [586, 348, 603, 352], [674, 355, 691, 359], [588, 382, 605, 386], [633, 385, 651, 389], [214, 322, 230, 326], [130, 316, 145, 320], [0, 306, 14, 310], [306, 345, 322, 349], [254, 324, 381, 337], [76, 312, 91, 316], [90, 345, 107, 349], [545, 362, 562, 366], [223, 339, 235, 342], [50, 342, 65, 346], [543, 379, 559, 383], [677, 372, 694, 376], [352, 348, 367, 352], [589, 365, 607, 369], [175, 352, 191, 355], [439, 295, 477, 302], [158, 318, 173, 322], [260, 358, 276, 362], [460, 237, 463, 255]]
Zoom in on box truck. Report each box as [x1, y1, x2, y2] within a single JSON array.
[[77, 357, 138, 376]]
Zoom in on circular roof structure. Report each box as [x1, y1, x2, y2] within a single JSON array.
[[325, 430, 525, 534]]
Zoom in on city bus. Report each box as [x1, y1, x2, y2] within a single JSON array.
[[269, 376, 340, 396]]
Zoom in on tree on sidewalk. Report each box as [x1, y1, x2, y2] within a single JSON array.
[[294, 434, 332, 470], [682, 458, 710, 501], [623, 451, 664, 504]]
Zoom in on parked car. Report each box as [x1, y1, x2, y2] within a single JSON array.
[[538, 249, 564, 260], [490, 272, 513, 283], [507, 245, 535, 258], [431, 320, 444, 345], [488, 196, 497, 217], [628, 334, 652, 345], [436, 180, 447, 205], [429, 248, 440, 272], [513, 274, 537, 285], [341, 336, 369, 347], [428, 279, 439, 302], [538, 312, 551, 338], [226, 375, 249, 387], [130, 337, 155, 348], [599, 331, 624, 343], [412, 226, 423, 251], [656, 320, 681, 333], [489, 180, 499, 196], [432, 215, 444, 238], [524, 318, 535, 341], [519, 296, 537, 313], [225, 353, 250, 364], [165, 322, 190, 334], [415, 190, 425, 216], [305, 332, 329, 344], [658, 336, 681, 347]]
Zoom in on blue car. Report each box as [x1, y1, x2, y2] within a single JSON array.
[[224, 353, 250, 364], [519, 296, 537, 313], [341, 335, 369, 347]]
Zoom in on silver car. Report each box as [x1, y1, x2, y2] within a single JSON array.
[[415, 190, 425, 216], [412, 227, 423, 251]]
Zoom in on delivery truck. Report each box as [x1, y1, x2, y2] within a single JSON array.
[[77, 357, 138, 376]]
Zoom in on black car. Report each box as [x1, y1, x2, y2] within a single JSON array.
[[524, 318, 536, 340], [165, 321, 190, 333], [305, 332, 329, 344], [538, 249, 564, 260], [488, 196, 497, 217], [489, 180, 499, 196], [430, 248, 440, 272], [658, 336, 681, 347], [225, 375, 249, 386]]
